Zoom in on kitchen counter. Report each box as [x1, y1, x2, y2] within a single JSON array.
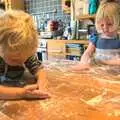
[[0, 60, 120, 120], [47, 40, 89, 60]]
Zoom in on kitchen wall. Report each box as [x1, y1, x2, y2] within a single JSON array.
[[24, 0, 71, 31]]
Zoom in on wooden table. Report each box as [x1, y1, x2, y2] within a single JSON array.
[[0, 60, 120, 120]]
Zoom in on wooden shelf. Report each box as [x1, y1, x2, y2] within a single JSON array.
[[47, 40, 89, 60], [65, 53, 81, 56], [5, 0, 24, 10], [63, 8, 70, 14], [77, 14, 96, 20], [47, 39, 89, 45]]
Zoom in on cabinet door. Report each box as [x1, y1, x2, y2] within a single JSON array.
[[47, 40, 66, 60], [5, 0, 24, 10]]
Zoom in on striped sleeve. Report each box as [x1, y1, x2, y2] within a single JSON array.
[[0, 57, 5, 75], [24, 54, 44, 75]]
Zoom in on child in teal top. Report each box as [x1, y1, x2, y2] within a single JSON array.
[[72, 0, 120, 71]]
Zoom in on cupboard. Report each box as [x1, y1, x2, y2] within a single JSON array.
[[4, 0, 24, 10], [47, 40, 88, 60]]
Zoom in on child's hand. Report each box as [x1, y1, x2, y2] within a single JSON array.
[[70, 63, 90, 71], [24, 84, 50, 99], [36, 69, 51, 98], [37, 81, 51, 97]]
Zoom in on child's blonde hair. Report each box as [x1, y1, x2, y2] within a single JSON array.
[[95, 1, 120, 33], [0, 10, 38, 57]]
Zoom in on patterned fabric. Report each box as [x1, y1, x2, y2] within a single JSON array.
[[0, 57, 5, 75], [25, 55, 43, 75], [0, 54, 43, 81], [89, 35, 120, 61]]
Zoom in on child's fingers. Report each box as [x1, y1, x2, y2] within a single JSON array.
[[69, 64, 90, 71], [32, 90, 50, 97], [36, 90, 50, 97], [25, 90, 50, 99], [24, 84, 38, 91], [25, 94, 50, 99]]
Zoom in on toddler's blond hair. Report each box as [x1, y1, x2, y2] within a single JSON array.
[[0, 10, 38, 57], [95, 1, 120, 33]]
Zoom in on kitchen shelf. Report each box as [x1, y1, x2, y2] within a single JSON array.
[[65, 53, 81, 56], [47, 40, 89, 60], [77, 14, 96, 20], [63, 8, 70, 14], [4, 0, 24, 10]]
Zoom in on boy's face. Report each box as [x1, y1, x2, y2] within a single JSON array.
[[97, 17, 117, 37], [3, 51, 28, 66]]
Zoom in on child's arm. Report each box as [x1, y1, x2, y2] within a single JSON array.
[[80, 42, 95, 64], [35, 68, 48, 94], [0, 85, 25, 99], [71, 42, 95, 71], [101, 58, 120, 65], [25, 55, 50, 97], [0, 84, 49, 100]]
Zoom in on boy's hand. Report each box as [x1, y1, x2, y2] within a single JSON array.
[[37, 80, 51, 97], [24, 84, 50, 99], [36, 69, 51, 98]]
